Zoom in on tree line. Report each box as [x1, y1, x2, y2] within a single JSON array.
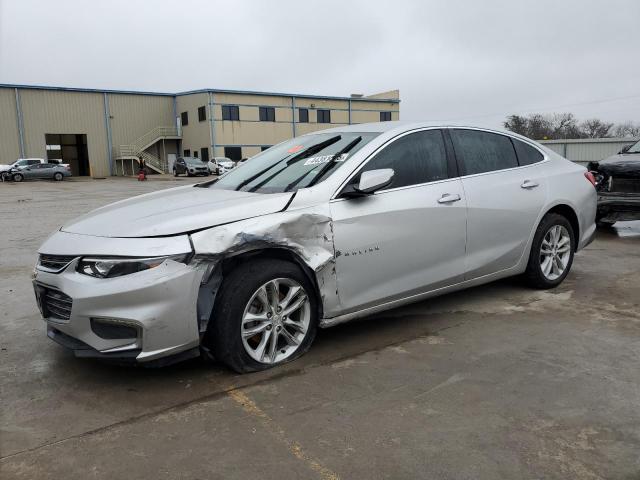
[[504, 113, 640, 140]]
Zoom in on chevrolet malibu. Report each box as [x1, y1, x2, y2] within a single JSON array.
[[34, 122, 597, 372]]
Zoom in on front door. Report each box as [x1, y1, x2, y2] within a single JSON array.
[[330, 129, 467, 315]]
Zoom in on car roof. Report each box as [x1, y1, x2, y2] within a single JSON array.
[[312, 121, 526, 140]]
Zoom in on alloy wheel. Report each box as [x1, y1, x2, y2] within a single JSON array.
[[539, 225, 571, 281], [241, 278, 310, 364]]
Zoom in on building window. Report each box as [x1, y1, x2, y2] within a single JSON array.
[[201, 147, 210, 162], [317, 109, 331, 123], [198, 106, 206, 122], [259, 106, 276, 122], [261, 146, 272, 151], [380, 111, 392, 121], [193, 150, 199, 158], [222, 105, 240, 121], [224, 146, 242, 161], [181, 111, 189, 126], [183, 149, 191, 157], [298, 108, 309, 123]]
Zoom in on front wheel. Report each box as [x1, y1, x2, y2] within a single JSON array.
[[204, 259, 317, 373], [12, 173, 24, 182], [524, 213, 575, 289], [173, 169, 178, 177]]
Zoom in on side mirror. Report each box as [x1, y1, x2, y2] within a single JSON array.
[[342, 168, 394, 198]]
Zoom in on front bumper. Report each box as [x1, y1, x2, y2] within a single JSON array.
[[34, 256, 205, 363], [597, 192, 640, 222]]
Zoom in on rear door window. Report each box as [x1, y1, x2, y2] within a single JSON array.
[[359, 129, 449, 189], [451, 129, 518, 175], [512, 138, 544, 166]]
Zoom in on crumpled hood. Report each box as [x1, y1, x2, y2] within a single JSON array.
[[61, 185, 294, 237], [592, 153, 640, 178]]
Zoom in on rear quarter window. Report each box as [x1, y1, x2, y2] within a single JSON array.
[[512, 139, 544, 165], [451, 129, 518, 175]]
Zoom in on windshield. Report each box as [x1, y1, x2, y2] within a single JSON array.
[[204, 132, 378, 193], [627, 140, 640, 154], [184, 157, 204, 166]]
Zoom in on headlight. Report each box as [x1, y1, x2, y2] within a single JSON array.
[[77, 254, 191, 278]]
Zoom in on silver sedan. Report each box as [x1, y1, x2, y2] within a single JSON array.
[[12, 163, 71, 182], [34, 122, 596, 372]]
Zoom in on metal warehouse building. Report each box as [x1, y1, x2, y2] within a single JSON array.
[[0, 84, 400, 177]]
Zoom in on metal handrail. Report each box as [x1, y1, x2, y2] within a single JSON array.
[[115, 126, 179, 173]]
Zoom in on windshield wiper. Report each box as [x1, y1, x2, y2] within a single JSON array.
[[292, 136, 362, 190], [236, 135, 342, 191]]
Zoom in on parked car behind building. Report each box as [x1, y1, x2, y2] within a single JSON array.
[[34, 122, 596, 372], [588, 138, 640, 226]]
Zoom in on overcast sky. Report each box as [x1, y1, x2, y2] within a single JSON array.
[[1, 0, 639, 128]]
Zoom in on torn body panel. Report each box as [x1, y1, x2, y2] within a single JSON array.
[[589, 155, 640, 222], [190, 205, 340, 330]]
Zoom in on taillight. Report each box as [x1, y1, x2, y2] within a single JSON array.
[[584, 171, 596, 187]]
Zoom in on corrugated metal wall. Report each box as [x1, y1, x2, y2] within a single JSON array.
[[108, 94, 174, 149], [19, 89, 110, 177], [0, 88, 21, 163], [540, 138, 639, 165]]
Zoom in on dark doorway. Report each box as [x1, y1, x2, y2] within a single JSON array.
[[45, 134, 90, 176]]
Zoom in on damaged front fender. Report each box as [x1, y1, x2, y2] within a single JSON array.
[[189, 206, 340, 332]]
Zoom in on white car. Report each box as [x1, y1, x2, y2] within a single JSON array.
[[34, 122, 597, 372], [208, 157, 235, 175]]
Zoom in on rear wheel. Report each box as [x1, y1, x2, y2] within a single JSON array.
[[524, 213, 575, 289], [53, 172, 64, 181], [205, 259, 317, 373]]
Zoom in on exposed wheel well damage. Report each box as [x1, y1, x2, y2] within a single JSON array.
[[194, 248, 325, 337], [545, 204, 580, 250], [189, 209, 338, 337]]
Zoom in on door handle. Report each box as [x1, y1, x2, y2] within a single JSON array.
[[438, 193, 461, 204], [521, 180, 539, 189]]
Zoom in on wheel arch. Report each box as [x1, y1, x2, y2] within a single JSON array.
[[217, 247, 324, 319], [543, 203, 580, 250]]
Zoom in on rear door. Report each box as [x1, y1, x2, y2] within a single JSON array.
[[330, 129, 467, 313], [449, 129, 547, 279], [34, 164, 54, 178]]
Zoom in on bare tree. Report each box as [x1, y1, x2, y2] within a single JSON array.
[[612, 121, 640, 138], [580, 119, 613, 138], [504, 115, 529, 136], [504, 113, 638, 140]]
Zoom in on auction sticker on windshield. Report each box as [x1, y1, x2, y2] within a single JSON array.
[[304, 154, 349, 166]]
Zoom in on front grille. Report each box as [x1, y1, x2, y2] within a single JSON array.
[[610, 177, 640, 194], [38, 254, 76, 272], [40, 288, 73, 320]]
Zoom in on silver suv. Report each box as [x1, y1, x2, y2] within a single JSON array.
[[34, 122, 597, 372]]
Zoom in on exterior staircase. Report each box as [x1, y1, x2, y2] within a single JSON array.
[[114, 126, 180, 174]]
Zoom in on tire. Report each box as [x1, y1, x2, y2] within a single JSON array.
[[173, 169, 178, 177], [12, 173, 23, 182], [53, 172, 63, 181], [204, 259, 318, 373], [524, 213, 575, 289]]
